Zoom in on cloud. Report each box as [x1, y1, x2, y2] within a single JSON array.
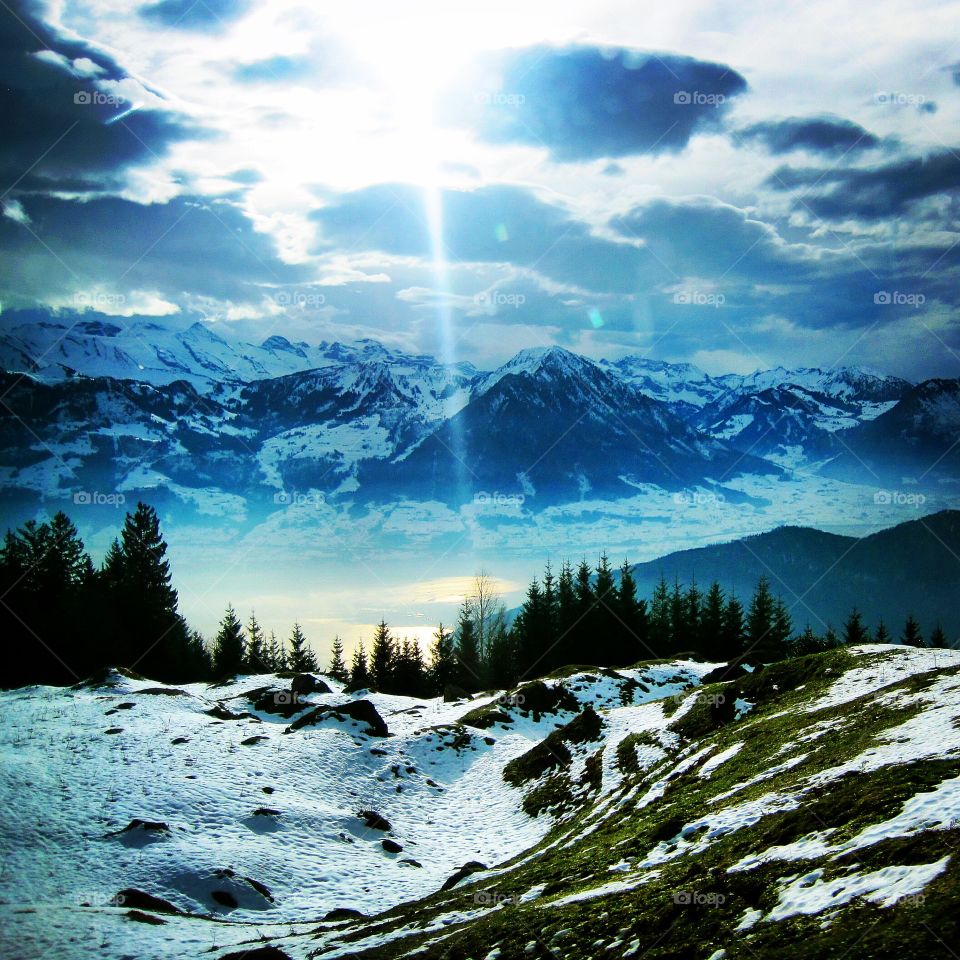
[[311, 183, 647, 294], [0, 0, 198, 193], [613, 196, 812, 282], [442, 45, 748, 161], [0, 194, 310, 309], [734, 115, 882, 155], [769, 148, 960, 220], [138, 0, 251, 31]]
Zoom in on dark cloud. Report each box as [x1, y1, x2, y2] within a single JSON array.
[[312, 183, 648, 294], [769, 149, 960, 220], [138, 0, 251, 31], [0, 194, 309, 306], [735, 115, 881, 154], [0, 1, 198, 193], [613, 197, 812, 282], [441, 45, 747, 161]]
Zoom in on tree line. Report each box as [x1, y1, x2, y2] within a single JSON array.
[[0, 505, 951, 692]]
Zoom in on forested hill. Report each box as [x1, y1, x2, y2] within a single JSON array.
[[628, 510, 960, 644]]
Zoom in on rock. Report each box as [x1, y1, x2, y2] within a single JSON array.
[[107, 820, 170, 843], [700, 660, 753, 684], [400, 858, 423, 868], [443, 684, 471, 702], [211, 890, 238, 908], [290, 673, 331, 696], [286, 699, 389, 738], [381, 838, 403, 853], [125, 909, 167, 925], [115, 889, 183, 915], [205, 705, 247, 721], [218, 947, 293, 960], [323, 907, 364, 922], [104, 728, 123, 735], [241, 735, 268, 746], [359, 810, 391, 831], [441, 861, 487, 891], [253, 807, 281, 817], [171, 737, 189, 745]]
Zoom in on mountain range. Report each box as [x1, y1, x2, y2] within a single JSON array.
[[0, 313, 956, 520]]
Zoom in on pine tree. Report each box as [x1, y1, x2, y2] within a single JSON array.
[[616, 559, 648, 663], [769, 596, 793, 659], [287, 622, 318, 672], [649, 574, 671, 655], [0, 513, 95, 685], [350, 640, 370, 688], [394, 638, 427, 696], [842, 608, 871, 646], [700, 582, 726, 655], [454, 604, 481, 691], [556, 561, 577, 665], [670, 578, 689, 654], [792, 625, 823, 656], [746, 577, 784, 661], [823, 625, 840, 648], [685, 579, 703, 652], [212, 604, 246, 679], [720, 593, 745, 660], [428, 623, 458, 694], [245, 611, 269, 673], [113, 502, 192, 681], [593, 554, 618, 666], [929, 624, 950, 649], [369, 620, 395, 692], [901, 614, 924, 648], [266, 631, 286, 672], [486, 619, 517, 690], [874, 620, 892, 645], [328, 636, 349, 683]]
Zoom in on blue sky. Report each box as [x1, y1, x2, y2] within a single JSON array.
[[2, 0, 960, 379]]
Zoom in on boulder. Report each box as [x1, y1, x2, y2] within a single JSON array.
[[441, 861, 487, 891]]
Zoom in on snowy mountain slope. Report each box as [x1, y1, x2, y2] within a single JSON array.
[[7, 646, 960, 959], [0, 327, 931, 522], [360, 346, 781, 505], [822, 378, 960, 484], [600, 355, 728, 416], [0, 660, 709, 960], [0, 316, 430, 390], [195, 643, 960, 960]]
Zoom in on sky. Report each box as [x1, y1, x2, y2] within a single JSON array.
[[2, 0, 960, 382]]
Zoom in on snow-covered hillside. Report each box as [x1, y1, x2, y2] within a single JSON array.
[[4, 646, 960, 959]]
